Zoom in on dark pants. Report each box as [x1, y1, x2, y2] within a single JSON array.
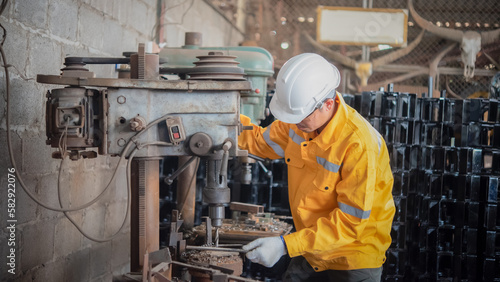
[[282, 256, 382, 282]]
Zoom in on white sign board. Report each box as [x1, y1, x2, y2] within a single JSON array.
[[317, 6, 408, 47]]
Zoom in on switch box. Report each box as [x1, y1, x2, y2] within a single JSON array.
[[166, 116, 186, 145]]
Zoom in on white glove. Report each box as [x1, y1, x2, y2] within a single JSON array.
[[242, 236, 287, 267]]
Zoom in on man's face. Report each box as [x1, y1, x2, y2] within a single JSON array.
[[295, 99, 336, 133], [296, 108, 323, 133]]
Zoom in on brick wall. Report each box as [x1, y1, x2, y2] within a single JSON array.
[[0, 0, 244, 281]]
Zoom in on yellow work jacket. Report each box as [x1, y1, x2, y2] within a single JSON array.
[[238, 94, 395, 271]]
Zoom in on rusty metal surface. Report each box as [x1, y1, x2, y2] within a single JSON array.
[[106, 88, 243, 158], [182, 250, 243, 279], [131, 159, 160, 271], [37, 74, 251, 91], [171, 261, 258, 282]]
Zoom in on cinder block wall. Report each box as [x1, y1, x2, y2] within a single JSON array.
[[0, 0, 244, 281]]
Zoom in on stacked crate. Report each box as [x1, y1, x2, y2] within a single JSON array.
[[344, 91, 500, 281]]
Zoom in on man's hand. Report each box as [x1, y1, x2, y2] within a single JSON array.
[[242, 236, 287, 267]]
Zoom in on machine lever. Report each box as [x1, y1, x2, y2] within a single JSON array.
[[164, 155, 197, 185]]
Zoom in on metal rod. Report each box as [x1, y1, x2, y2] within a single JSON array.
[[248, 153, 266, 162], [164, 155, 197, 185], [185, 245, 248, 253]]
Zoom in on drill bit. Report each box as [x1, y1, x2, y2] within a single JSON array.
[[214, 227, 220, 247]]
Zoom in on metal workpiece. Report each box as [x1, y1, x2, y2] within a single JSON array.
[[185, 245, 248, 253], [229, 202, 264, 214], [190, 209, 293, 246]]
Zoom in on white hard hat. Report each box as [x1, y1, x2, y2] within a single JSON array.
[[270, 53, 341, 124]]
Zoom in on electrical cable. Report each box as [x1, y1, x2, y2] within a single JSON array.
[[151, 0, 195, 42], [0, 0, 7, 46], [57, 141, 173, 242]]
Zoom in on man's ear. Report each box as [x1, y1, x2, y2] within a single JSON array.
[[324, 98, 335, 110]]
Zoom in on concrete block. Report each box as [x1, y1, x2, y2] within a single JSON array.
[[90, 272, 113, 282], [48, 0, 78, 41], [80, 205, 106, 245], [90, 0, 113, 16], [36, 173, 63, 220], [63, 247, 90, 282], [113, 0, 131, 25], [0, 21, 29, 74], [112, 263, 130, 277], [66, 166, 109, 208], [0, 171, 37, 228], [89, 242, 111, 278], [20, 219, 55, 272], [12, 0, 49, 30], [3, 78, 44, 128], [31, 258, 65, 282], [128, 1, 148, 34], [0, 131, 22, 229], [78, 6, 104, 50], [121, 28, 140, 53], [164, 25, 184, 47], [111, 164, 128, 201], [27, 32, 63, 77], [54, 217, 83, 258], [144, 6, 157, 37], [14, 175, 39, 225], [140, 0, 157, 9], [111, 232, 130, 270], [102, 17, 124, 56], [105, 201, 128, 237], [21, 132, 59, 174], [102, 18, 126, 57], [62, 43, 89, 58]]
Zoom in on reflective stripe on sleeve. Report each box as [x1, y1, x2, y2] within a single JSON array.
[[338, 202, 371, 219], [316, 156, 341, 173], [263, 126, 285, 158], [289, 129, 305, 146]]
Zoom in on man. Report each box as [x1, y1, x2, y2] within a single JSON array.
[[239, 53, 395, 281]]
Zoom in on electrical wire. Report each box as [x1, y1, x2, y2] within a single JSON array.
[[57, 141, 172, 242], [0, 0, 7, 46], [151, 0, 195, 42]]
